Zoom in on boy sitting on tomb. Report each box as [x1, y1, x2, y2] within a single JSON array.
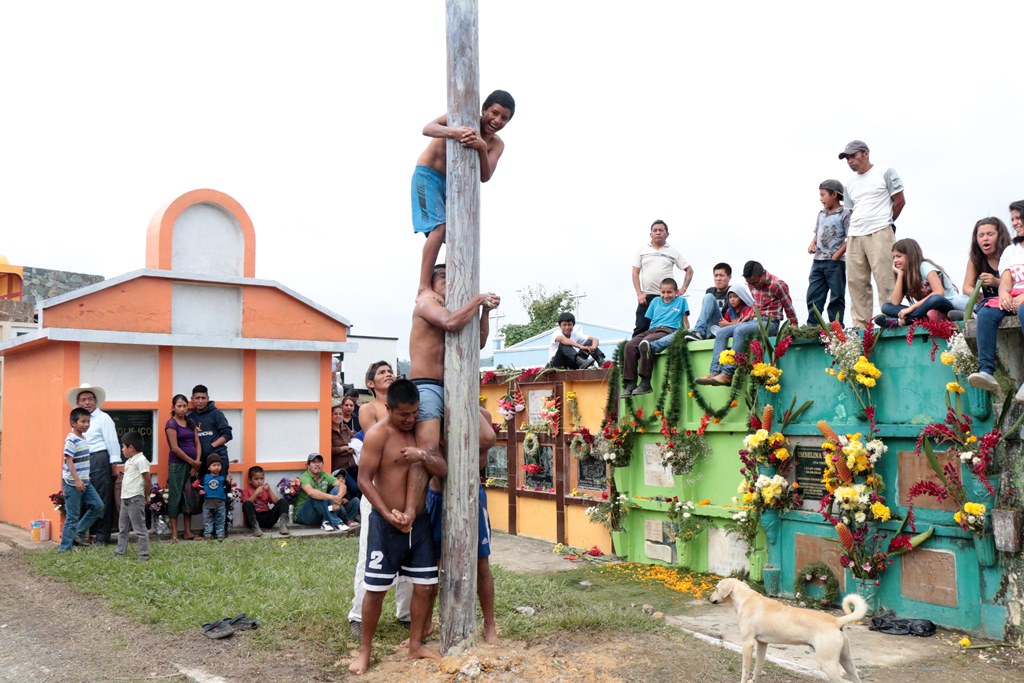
[[413, 90, 515, 293], [547, 311, 607, 370], [350, 379, 439, 675], [621, 278, 689, 397]]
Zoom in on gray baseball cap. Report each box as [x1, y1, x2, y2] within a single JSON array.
[[838, 140, 869, 159], [819, 179, 845, 195]]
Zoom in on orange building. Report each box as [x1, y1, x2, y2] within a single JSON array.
[[0, 189, 354, 533]]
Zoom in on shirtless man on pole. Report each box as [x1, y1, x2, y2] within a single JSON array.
[[407, 263, 502, 643]]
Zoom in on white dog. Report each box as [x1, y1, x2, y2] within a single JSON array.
[[708, 577, 866, 683]]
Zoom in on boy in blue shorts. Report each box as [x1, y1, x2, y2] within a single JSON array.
[[351, 379, 439, 675], [622, 278, 689, 397], [413, 90, 515, 294], [59, 407, 105, 552]]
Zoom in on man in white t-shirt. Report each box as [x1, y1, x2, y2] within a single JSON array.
[[839, 140, 906, 328], [631, 219, 693, 336], [547, 312, 606, 369]]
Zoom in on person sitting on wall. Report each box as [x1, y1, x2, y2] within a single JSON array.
[[547, 312, 607, 370]]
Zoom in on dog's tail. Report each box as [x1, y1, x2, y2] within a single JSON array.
[[837, 593, 868, 628]]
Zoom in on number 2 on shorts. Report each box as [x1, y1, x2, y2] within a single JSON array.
[[369, 550, 384, 570]]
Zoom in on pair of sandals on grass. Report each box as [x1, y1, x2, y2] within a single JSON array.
[[200, 613, 260, 639]]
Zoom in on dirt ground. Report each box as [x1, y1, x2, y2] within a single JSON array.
[[1, 542, 1022, 683]]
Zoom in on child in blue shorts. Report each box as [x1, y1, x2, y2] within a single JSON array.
[[412, 90, 515, 294]]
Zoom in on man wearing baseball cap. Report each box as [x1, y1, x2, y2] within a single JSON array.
[[838, 140, 906, 328], [292, 452, 360, 532]]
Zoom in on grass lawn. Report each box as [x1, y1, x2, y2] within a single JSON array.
[[27, 535, 719, 664]]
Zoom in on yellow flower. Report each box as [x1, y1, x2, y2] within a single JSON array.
[[719, 349, 736, 366], [953, 510, 964, 525], [766, 383, 781, 393], [742, 492, 757, 505], [941, 352, 955, 366], [837, 370, 846, 382], [946, 382, 965, 394], [965, 435, 978, 445], [856, 374, 877, 388], [825, 368, 837, 376], [959, 637, 971, 647], [688, 391, 695, 398], [871, 502, 891, 522], [964, 502, 987, 516], [774, 448, 790, 461]]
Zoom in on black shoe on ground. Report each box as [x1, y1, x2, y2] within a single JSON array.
[[632, 379, 653, 395], [638, 340, 652, 361]]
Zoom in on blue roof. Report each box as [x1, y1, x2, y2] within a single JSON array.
[[484, 321, 631, 370]]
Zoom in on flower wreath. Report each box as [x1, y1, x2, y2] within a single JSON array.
[[793, 561, 840, 608], [569, 432, 591, 459], [523, 429, 541, 456]]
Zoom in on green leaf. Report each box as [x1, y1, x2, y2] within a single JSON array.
[[922, 439, 948, 486]]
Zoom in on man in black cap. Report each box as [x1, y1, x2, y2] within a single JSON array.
[[838, 140, 906, 328], [805, 179, 851, 324]]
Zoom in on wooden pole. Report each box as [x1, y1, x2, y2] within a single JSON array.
[[441, 0, 481, 656]]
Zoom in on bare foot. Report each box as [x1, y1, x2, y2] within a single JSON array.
[[348, 650, 371, 675], [169, 536, 179, 544], [408, 643, 439, 660], [483, 624, 500, 644]]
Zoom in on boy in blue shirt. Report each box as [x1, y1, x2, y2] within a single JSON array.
[[59, 407, 105, 552], [202, 454, 227, 541], [621, 278, 689, 397], [806, 179, 850, 324]]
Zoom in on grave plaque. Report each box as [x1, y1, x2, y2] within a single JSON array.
[[794, 445, 827, 501], [576, 456, 606, 490], [524, 445, 554, 490], [108, 410, 157, 463], [485, 444, 508, 482], [527, 390, 548, 426]]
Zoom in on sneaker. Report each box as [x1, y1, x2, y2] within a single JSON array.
[[252, 522, 263, 537], [336, 523, 351, 533], [632, 379, 653, 395], [277, 517, 290, 535], [638, 340, 652, 361], [579, 356, 598, 369], [684, 331, 705, 342], [694, 373, 716, 385], [710, 373, 733, 386], [321, 521, 337, 532], [620, 381, 636, 398], [349, 620, 362, 641], [73, 534, 92, 547], [968, 372, 998, 392]]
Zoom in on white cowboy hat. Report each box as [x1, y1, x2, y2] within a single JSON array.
[[66, 383, 107, 409]]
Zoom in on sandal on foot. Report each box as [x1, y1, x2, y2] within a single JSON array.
[[200, 619, 236, 639]]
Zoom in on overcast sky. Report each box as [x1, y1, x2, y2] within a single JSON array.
[[3, 2, 1023, 360]]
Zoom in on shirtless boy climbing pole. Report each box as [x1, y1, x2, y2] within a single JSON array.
[[412, 89, 515, 293]]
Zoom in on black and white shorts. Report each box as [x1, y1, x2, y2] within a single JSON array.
[[362, 509, 438, 592]]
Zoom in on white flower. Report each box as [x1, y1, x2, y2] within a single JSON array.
[[515, 404, 525, 412], [960, 451, 974, 463], [683, 512, 691, 519], [854, 512, 866, 524], [968, 515, 977, 524]]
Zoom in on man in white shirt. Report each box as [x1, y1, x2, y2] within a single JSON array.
[[67, 383, 121, 544], [839, 140, 907, 328], [547, 312, 606, 369], [631, 219, 693, 336]]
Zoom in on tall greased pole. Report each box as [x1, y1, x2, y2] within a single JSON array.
[[440, 0, 481, 656]]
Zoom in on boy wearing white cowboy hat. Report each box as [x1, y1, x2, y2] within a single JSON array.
[[66, 383, 120, 544]]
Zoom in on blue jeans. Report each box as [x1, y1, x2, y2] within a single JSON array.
[[975, 305, 1024, 374], [59, 480, 104, 551], [203, 505, 227, 539], [709, 319, 779, 376], [294, 487, 359, 527], [806, 259, 846, 325], [880, 295, 953, 322], [651, 294, 724, 353]]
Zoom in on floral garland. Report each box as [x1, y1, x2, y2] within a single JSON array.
[[523, 428, 541, 458], [569, 427, 594, 460], [793, 562, 840, 608]]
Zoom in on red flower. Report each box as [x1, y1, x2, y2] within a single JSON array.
[[888, 535, 912, 553], [749, 340, 764, 364], [830, 320, 847, 343], [774, 335, 793, 361], [835, 522, 855, 551], [481, 371, 496, 384]]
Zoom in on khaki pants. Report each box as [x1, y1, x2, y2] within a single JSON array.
[[847, 227, 895, 328]]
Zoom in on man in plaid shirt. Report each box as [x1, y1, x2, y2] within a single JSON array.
[[696, 261, 797, 386]]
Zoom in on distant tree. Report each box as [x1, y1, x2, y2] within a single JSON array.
[[500, 286, 576, 347]]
